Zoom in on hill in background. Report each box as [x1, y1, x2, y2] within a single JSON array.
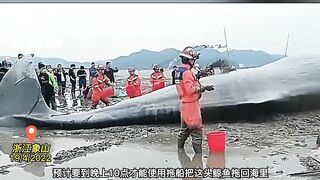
[[1, 48, 285, 69]]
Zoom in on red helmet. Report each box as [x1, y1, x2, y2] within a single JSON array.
[[179, 46, 200, 60]]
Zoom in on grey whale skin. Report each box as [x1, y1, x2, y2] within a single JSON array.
[[0, 56, 320, 130]]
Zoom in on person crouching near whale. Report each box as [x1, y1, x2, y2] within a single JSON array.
[[125, 67, 142, 99], [91, 64, 114, 109], [176, 46, 215, 154]]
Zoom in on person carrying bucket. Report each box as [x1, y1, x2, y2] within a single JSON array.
[[91, 64, 114, 109], [125, 67, 142, 99], [176, 46, 215, 154], [150, 64, 165, 91]]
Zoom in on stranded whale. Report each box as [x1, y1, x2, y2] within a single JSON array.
[[0, 56, 320, 130]]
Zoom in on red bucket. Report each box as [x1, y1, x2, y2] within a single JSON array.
[[102, 86, 115, 97], [207, 131, 227, 153]]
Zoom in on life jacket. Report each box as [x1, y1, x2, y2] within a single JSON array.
[[150, 72, 165, 91], [174, 66, 187, 84], [176, 64, 201, 103], [126, 74, 142, 98], [92, 74, 109, 90], [127, 74, 139, 85]]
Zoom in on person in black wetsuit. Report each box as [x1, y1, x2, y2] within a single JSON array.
[[69, 64, 77, 99], [104, 61, 118, 83]]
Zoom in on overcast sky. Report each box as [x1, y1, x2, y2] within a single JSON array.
[[0, 3, 319, 62]]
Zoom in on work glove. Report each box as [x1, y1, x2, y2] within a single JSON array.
[[200, 85, 215, 92]]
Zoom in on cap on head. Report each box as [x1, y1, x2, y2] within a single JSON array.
[[70, 64, 76, 68], [80, 66, 85, 69], [38, 62, 45, 69]]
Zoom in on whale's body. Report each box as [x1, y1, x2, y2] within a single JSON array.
[[0, 56, 320, 130]]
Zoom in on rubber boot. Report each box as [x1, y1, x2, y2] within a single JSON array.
[[178, 122, 190, 149], [58, 86, 62, 96], [72, 99, 78, 107], [102, 99, 109, 106], [178, 135, 188, 149], [192, 143, 202, 154], [62, 87, 66, 97], [91, 104, 97, 109], [51, 97, 57, 111]]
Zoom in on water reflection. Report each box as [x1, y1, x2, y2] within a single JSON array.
[[177, 149, 203, 180], [207, 152, 226, 169], [177, 149, 203, 169]]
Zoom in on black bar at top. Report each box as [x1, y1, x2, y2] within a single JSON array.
[[0, 0, 320, 3]]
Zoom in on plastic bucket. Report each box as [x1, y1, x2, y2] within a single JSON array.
[[207, 131, 227, 153], [102, 86, 115, 97]]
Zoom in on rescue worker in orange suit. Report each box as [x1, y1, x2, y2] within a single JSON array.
[[150, 64, 165, 91], [176, 47, 215, 154], [91, 65, 114, 109], [125, 67, 142, 99]]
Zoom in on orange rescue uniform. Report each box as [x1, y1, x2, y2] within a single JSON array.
[[150, 72, 165, 91], [126, 74, 142, 98], [176, 64, 202, 129], [91, 74, 110, 105]]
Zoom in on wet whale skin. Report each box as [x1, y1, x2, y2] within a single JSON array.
[[0, 56, 320, 129]]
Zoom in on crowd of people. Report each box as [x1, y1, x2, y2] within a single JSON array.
[[0, 47, 215, 154], [34, 59, 172, 110], [36, 46, 214, 154], [0, 54, 217, 111]]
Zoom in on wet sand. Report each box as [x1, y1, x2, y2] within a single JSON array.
[[1, 110, 320, 179], [1, 71, 320, 179]]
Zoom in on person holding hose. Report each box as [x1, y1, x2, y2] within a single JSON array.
[[176, 46, 215, 154]]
